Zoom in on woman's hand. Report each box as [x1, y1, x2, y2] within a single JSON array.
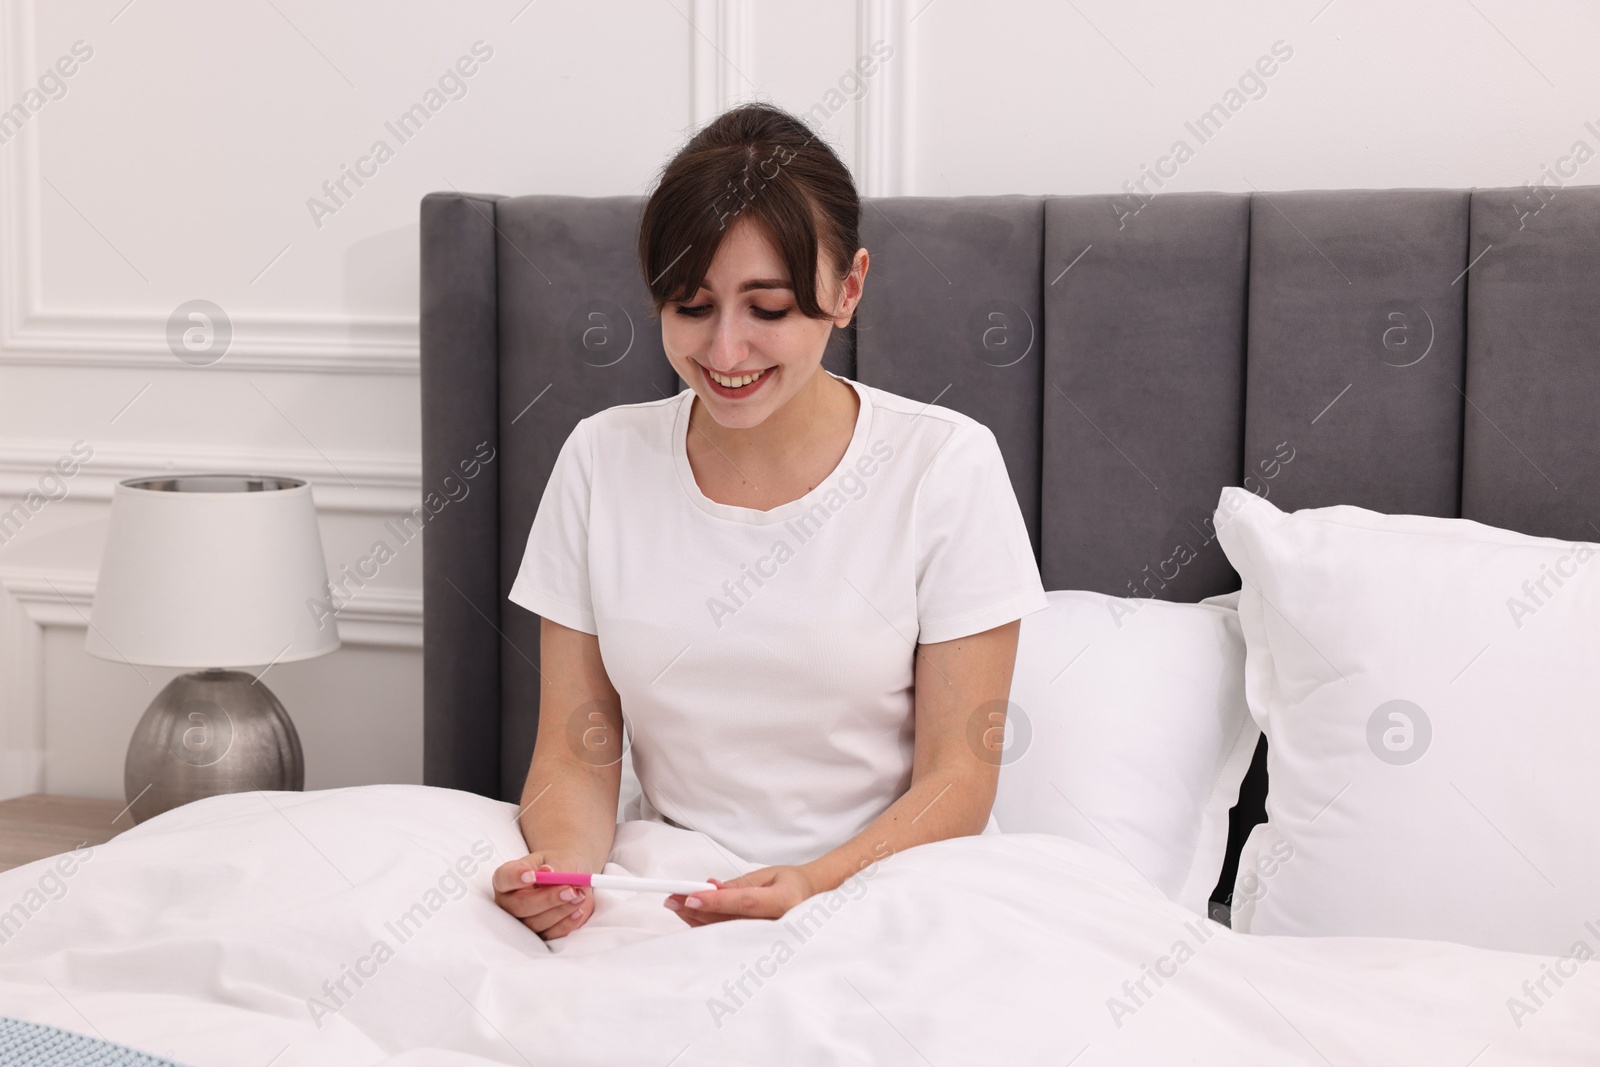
[[664, 865, 818, 926], [492, 850, 597, 941]]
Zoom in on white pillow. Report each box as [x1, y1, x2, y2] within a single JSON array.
[[992, 590, 1259, 917], [1213, 486, 1600, 953]]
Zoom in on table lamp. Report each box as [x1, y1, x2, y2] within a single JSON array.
[[85, 474, 340, 823]]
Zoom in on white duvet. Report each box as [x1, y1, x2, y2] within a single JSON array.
[[0, 784, 1595, 1065]]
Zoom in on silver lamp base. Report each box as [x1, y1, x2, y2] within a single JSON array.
[[124, 668, 305, 824]]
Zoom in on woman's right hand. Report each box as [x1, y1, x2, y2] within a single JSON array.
[[492, 850, 596, 940]]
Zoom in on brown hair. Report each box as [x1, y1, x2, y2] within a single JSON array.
[[637, 102, 861, 322]]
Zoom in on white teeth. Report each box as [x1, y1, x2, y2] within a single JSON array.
[[710, 368, 765, 388]]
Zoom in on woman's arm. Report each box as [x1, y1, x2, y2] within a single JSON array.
[[491, 617, 625, 938], [807, 617, 1020, 888], [669, 618, 1021, 923]]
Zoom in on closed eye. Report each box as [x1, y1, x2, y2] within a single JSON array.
[[675, 304, 790, 321]]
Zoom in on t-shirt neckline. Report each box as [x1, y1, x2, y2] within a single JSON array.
[[672, 369, 873, 526]]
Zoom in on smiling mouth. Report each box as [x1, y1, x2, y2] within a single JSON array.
[[701, 363, 772, 393]]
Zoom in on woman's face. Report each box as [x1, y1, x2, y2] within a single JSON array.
[[661, 214, 864, 430]]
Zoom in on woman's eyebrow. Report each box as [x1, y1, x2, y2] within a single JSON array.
[[699, 278, 793, 293]]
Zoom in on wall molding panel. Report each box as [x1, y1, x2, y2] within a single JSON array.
[[0, 309, 420, 376], [0, 439, 422, 516], [0, 0, 419, 376], [856, 0, 915, 197], [689, 0, 755, 131], [0, 568, 50, 797], [681, 1, 916, 193]]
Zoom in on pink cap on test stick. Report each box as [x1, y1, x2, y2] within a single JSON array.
[[532, 871, 591, 887]]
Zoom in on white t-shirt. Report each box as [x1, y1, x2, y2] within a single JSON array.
[[508, 370, 1049, 866]]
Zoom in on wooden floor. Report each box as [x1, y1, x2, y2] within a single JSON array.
[[0, 793, 134, 873]]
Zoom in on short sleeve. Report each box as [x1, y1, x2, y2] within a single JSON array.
[[913, 422, 1049, 644], [507, 418, 598, 634]]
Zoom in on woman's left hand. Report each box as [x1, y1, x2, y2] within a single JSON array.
[[665, 865, 817, 925]]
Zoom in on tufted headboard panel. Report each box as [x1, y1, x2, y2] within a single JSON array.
[[419, 185, 1600, 905]]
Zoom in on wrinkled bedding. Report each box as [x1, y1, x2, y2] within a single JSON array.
[[0, 784, 1594, 1065]]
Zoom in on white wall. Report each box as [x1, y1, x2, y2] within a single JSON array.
[[1, 0, 1592, 801]]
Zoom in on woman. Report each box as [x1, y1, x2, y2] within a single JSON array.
[[491, 102, 1048, 941]]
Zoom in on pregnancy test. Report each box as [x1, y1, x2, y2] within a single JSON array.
[[532, 871, 717, 895]]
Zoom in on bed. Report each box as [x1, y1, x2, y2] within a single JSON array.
[[0, 186, 1596, 1064]]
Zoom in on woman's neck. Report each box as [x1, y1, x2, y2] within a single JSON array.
[[688, 366, 855, 470]]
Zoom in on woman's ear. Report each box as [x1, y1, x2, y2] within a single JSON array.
[[831, 248, 869, 326]]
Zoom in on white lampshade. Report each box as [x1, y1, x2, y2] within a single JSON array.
[[86, 474, 340, 668]]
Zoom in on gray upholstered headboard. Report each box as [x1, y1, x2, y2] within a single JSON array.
[[418, 186, 1600, 905]]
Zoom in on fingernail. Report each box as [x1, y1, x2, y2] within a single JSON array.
[[520, 870, 536, 884], [537, 864, 553, 872], [569, 908, 584, 921], [664, 898, 681, 910], [559, 888, 579, 903], [685, 896, 702, 909]]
